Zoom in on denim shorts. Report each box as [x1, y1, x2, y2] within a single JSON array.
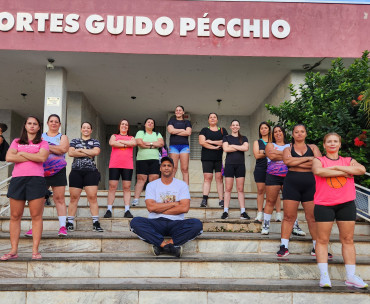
[[169, 145, 190, 154]]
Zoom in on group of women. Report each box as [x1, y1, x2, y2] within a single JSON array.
[[0, 109, 367, 289]]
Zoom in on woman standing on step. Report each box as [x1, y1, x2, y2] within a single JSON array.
[[25, 114, 69, 238], [1, 116, 49, 261], [221, 120, 250, 220], [131, 118, 163, 208], [199, 113, 228, 208], [167, 105, 192, 185], [261, 125, 290, 235], [253, 121, 282, 223], [104, 119, 137, 219], [312, 133, 367, 289], [276, 124, 322, 257], [66, 122, 103, 232]]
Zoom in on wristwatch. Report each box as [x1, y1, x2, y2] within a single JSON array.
[[150, 143, 153, 149]]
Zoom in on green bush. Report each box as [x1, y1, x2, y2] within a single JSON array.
[[266, 51, 370, 187]]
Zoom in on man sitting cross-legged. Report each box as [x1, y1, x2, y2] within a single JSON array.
[[130, 156, 203, 257]]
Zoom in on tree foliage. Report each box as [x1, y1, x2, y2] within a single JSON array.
[[266, 51, 370, 186]]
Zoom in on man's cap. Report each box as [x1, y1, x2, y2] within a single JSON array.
[[160, 156, 174, 166]]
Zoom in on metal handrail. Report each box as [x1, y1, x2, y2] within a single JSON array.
[[355, 171, 370, 222], [0, 162, 12, 216]]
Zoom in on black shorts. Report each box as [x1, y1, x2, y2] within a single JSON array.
[[265, 173, 285, 186], [282, 171, 315, 203], [254, 167, 267, 183], [69, 170, 101, 189], [45, 167, 67, 187], [314, 201, 356, 222], [7, 176, 47, 201], [136, 160, 160, 175], [109, 168, 133, 181], [224, 164, 245, 178], [202, 160, 222, 173]]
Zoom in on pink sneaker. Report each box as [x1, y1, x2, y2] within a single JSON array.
[[24, 229, 32, 237], [58, 226, 67, 237]]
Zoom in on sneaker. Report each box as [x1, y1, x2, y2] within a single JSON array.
[[219, 200, 224, 208], [292, 224, 306, 236], [151, 245, 163, 256], [124, 210, 134, 218], [320, 272, 332, 288], [44, 198, 51, 206], [311, 248, 333, 259], [104, 210, 112, 218], [58, 226, 67, 237], [200, 199, 207, 208], [276, 245, 289, 257], [240, 212, 250, 220], [131, 199, 139, 207], [24, 229, 32, 237], [255, 212, 263, 223], [221, 212, 228, 219], [261, 223, 270, 235], [163, 243, 183, 258], [93, 221, 104, 232], [345, 275, 368, 289], [66, 222, 74, 232], [275, 212, 282, 222]]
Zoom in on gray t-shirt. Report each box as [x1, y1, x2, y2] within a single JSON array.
[[145, 178, 191, 220]]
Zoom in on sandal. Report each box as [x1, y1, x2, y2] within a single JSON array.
[[0, 253, 19, 261], [32, 253, 42, 260]]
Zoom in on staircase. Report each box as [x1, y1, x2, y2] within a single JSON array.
[[0, 191, 369, 304]]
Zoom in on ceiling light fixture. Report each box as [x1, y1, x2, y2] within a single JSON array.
[[47, 58, 55, 70]]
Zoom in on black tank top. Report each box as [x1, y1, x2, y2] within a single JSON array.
[[255, 139, 268, 169], [291, 144, 314, 157]]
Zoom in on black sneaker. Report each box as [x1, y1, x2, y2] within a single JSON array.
[[200, 199, 207, 207], [151, 245, 163, 256], [124, 210, 134, 218], [277, 245, 289, 257], [163, 243, 183, 258], [221, 212, 228, 219], [219, 200, 224, 208], [93, 221, 104, 232], [311, 248, 333, 259], [240, 212, 250, 220], [66, 222, 74, 232], [104, 210, 112, 218]]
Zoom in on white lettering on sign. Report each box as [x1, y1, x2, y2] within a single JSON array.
[[0, 12, 291, 39]]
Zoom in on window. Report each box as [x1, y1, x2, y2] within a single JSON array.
[[190, 132, 201, 160]]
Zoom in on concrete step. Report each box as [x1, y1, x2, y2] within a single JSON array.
[[1, 216, 368, 236], [0, 278, 368, 304], [0, 232, 369, 256], [0, 252, 369, 280]]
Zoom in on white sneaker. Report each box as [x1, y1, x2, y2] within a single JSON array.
[[275, 212, 282, 222], [320, 272, 332, 288], [345, 275, 368, 288], [261, 223, 270, 235], [292, 224, 306, 236], [255, 212, 263, 222], [131, 199, 139, 207]]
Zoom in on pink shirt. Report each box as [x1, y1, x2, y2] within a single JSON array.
[[109, 134, 134, 169], [9, 139, 49, 177], [314, 156, 356, 206]]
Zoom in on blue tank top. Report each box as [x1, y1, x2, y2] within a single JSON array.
[[266, 143, 290, 177], [42, 132, 67, 177]]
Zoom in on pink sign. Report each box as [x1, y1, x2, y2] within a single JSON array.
[[0, 0, 368, 57]]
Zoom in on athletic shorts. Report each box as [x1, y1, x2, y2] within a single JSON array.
[[202, 160, 222, 173], [265, 173, 285, 186], [69, 170, 101, 189], [253, 167, 267, 183], [282, 171, 315, 203], [314, 201, 356, 222], [169, 145, 190, 154], [45, 167, 67, 187], [224, 164, 245, 178], [109, 168, 133, 181], [136, 159, 160, 175], [7, 176, 47, 201]]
